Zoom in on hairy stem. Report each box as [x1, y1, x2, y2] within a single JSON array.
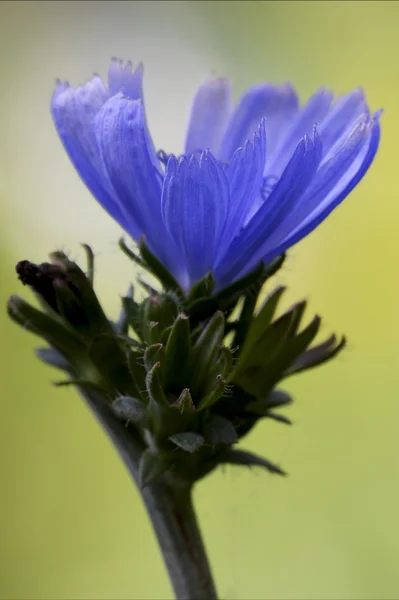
[[79, 387, 218, 600]]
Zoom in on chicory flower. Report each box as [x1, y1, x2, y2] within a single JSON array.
[[52, 59, 381, 292]]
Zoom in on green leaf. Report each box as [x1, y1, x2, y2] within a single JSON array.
[[169, 432, 204, 453], [204, 416, 237, 445], [112, 395, 147, 425], [219, 448, 286, 475], [139, 448, 168, 487], [139, 236, 184, 296]]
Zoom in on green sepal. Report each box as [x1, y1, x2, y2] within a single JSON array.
[[140, 294, 180, 344], [169, 432, 204, 453], [185, 297, 220, 328], [187, 311, 225, 398], [145, 362, 169, 408], [284, 334, 346, 377], [35, 347, 70, 372], [245, 388, 293, 415], [219, 448, 286, 475], [215, 254, 285, 312], [264, 412, 292, 425], [118, 237, 146, 268], [197, 375, 226, 411], [88, 334, 137, 396], [52, 378, 108, 395], [116, 285, 134, 336], [238, 286, 286, 364], [121, 296, 142, 339], [50, 251, 112, 340], [139, 448, 168, 488], [215, 346, 233, 378], [164, 314, 191, 390], [144, 343, 165, 373], [264, 389, 293, 409], [7, 295, 88, 369], [126, 350, 146, 401], [232, 303, 306, 396], [258, 315, 321, 392], [112, 395, 147, 425], [204, 416, 237, 445], [188, 272, 215, 303], [53, 279, 88, 330], [138, 236, 184, 296], [81, 243, 95, 285], [171, 388, 196, 414]]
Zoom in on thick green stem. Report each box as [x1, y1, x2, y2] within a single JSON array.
[[79, 388, 218, 600]]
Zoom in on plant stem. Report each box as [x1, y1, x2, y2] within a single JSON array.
[[79, 387, 218, 600]]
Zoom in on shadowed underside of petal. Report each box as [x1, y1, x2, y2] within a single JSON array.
[[184, 78, 232, 156], [318, 88, 368, 159], [94, 95, 179, 273], [215, 119, 267, 261], [162, 152, 229, 288], [260, 113, 381, 265], [215, 130, 323, 286], [51, 76, 132, 231], [266, 87, 333, 177], [218, 83, 299, 162]]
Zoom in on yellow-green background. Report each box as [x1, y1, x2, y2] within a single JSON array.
[[1, 1, 397, 598]]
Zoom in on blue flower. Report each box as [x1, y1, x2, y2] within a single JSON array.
[[52, 59, 381, 292]]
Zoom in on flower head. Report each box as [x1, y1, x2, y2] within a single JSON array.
[[52, 59, 381, 292]]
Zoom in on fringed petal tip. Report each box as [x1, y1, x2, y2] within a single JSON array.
[[108, 58, 143, 99]]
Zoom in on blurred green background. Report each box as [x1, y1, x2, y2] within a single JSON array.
[[1, 1, 397, 598]]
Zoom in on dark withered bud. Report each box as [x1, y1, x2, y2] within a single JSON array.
[[16, 260, 67, 314], [15, 252, 112, 341]]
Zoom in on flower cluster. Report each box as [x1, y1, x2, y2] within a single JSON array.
[[52, 59, 381, 293]]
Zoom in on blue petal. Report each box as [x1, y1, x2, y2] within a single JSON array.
[[51, 76, 131, 231], [266, 87, 333, 177], [318, 88, 368, 158], [94, 94, 178, 272], [108, 58, 143, 99], [162, 152, 229, 288], [261, 112, 381, 264], [185, 78, 232, 155], [215, 119, 267, 261], [218, 83, 299, 161], [215, 130, 322, 286]]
